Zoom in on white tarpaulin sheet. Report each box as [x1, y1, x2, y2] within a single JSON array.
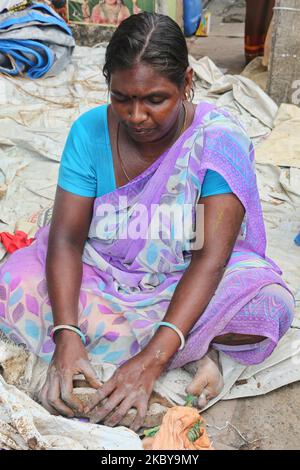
[[0, 377, 142, 450]]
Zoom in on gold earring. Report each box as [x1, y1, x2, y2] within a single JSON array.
[[185, 89, 192, 101]]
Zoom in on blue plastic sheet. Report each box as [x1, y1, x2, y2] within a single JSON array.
[[0, 3, 73, 79]]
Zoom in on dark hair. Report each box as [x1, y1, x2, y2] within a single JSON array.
[[51, 0, 66, 8], [103, 12, 189, 89]]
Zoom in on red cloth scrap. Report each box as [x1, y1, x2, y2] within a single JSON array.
[[0, 230, 35, 254]]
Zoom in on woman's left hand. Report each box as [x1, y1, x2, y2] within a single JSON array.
[[84, 352, 164, 431]]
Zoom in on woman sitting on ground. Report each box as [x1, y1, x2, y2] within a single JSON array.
[[0, 13, 294, 431]]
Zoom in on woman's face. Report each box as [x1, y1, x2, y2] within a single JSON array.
[[110, 63, 189, 144]]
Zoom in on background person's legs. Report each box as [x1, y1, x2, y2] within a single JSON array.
[[245, 0, 275, 63]]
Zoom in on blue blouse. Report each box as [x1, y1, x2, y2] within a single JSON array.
[[58, 105, 232, 198]]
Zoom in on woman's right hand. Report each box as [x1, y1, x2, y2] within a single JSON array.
[[39, 330, 102, 417]]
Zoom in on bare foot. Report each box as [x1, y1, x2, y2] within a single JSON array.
[[184, 349, 224, 409]]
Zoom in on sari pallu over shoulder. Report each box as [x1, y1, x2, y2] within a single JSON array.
[[81, 102, 281, 291]]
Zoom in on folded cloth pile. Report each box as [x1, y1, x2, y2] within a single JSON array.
[[0, 1, 75, 78]]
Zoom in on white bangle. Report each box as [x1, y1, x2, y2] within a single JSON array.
[[51, 325, 86, 345], [155, 321, 186, 351]]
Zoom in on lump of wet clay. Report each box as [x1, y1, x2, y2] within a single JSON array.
[[73, 388, 173, 429]]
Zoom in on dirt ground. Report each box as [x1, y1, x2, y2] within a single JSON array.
[[186, 0, 246, 75], [186, 0, 300, 450], [203, 382, 300, 450]]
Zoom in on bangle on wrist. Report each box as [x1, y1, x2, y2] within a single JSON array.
[[51, 324, 86, 345], [155, 321, 185, 351]]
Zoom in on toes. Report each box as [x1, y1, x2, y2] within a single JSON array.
[[197, 376, 224, 409], [185, 364, 224, 408], [198, 391, 209, 409], [185, 375, 207, 396], [185, 351, 224, 410]]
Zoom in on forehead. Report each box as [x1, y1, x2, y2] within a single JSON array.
[[110, 63, 179, 96]]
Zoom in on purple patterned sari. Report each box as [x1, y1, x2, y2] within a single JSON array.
[[0, 103, 294, 366]]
